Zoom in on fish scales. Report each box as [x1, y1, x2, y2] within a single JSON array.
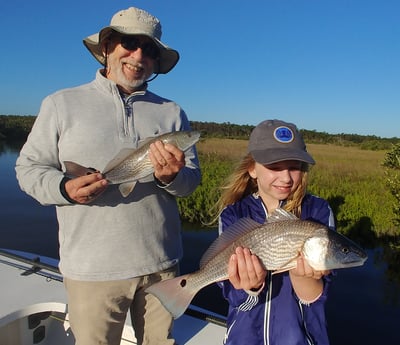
[[197, 219, 322, 287], [104, 150, 153, 184], [254, 220, 322, 269]]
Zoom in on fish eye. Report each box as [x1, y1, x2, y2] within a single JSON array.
[[341, 247, 349, 254]]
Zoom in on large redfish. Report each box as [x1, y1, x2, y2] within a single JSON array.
[[146, 208, 367, 319]]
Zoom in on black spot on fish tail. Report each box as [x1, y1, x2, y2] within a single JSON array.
[[180, 279, 187, 287], [86, 167, 99, 175]]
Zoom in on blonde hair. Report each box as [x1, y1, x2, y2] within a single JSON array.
[[210, 153, 309, 224]]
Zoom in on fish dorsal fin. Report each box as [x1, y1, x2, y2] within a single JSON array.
[[103, 148, 136, 174], [199, 218, 262, 268], [199, 209, 298, 268], [267, 208, 298, 223], [138, 135, 158, 146]]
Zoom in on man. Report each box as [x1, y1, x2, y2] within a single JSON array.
[[15, 7, 200, 345]]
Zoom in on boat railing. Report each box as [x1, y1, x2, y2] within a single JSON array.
[[0, 248, 227, 328]]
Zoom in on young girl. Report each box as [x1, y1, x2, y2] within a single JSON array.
[[214, 119, 335, 345]]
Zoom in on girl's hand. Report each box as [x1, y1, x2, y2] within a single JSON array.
[[228, 247, 267, 291], [289, 254, 330, 303], [290, 254, 330, 280]]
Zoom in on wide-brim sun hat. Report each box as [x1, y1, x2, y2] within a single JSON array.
[[248, 119, 315, 165], [83, 7, 179, 74]]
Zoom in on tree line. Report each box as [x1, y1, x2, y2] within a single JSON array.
[[190, 120, 400, 150], [1, 115, 399, 149], [0, 115, 36, 141]]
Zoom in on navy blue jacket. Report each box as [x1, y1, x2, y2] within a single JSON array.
[[218, 193, 335, 345]]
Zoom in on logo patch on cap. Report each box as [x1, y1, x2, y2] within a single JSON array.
[[274, 126, 294, 143]]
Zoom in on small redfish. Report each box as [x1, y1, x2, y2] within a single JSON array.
[[64, 130, 200, 197]]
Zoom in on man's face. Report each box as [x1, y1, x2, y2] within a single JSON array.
[[104, 34, 160, 93]]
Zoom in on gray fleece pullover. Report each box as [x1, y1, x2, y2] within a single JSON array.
[[15, 70, 201, 281]]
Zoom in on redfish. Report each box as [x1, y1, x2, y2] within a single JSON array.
[[146, 208, 367, 319], [64, 130, 200, 197]]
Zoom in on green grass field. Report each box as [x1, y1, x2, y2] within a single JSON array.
[[182, 138, 397, 239]]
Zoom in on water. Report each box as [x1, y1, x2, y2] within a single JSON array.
[[1, 142, 400, 345]]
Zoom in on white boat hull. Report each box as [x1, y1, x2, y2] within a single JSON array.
[[0, 249, 226, 345]]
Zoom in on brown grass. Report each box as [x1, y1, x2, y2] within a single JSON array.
[[307, 144, 385, 178], [197, 139, 386, 176], [197, 138, 248, 160]]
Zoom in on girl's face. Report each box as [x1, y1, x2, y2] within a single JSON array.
[[248, 160, 303, 212]]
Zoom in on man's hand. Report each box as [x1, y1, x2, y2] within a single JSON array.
[[149, 141, 185, 185], [65, 173, 108, 204]]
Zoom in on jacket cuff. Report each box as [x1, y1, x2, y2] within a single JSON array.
[[59, 176, 76, 204], [298, 291, 323, 306], [245, 282, 265, 296], [153, 174, 171, 187]]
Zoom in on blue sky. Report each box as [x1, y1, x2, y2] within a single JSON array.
[[1, 0, 399, 138]]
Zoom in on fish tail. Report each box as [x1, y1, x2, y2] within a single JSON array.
[[64, 161, 99, 177], [145, 274, 198, 319]]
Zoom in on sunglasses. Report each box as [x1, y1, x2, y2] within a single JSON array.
[[119, 36, 160, 60]]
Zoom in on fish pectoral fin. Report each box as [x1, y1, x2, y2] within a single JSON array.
[[119, 181, 137, 197]]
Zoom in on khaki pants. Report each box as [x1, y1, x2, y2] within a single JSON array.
[[64, 265, 178, 345]]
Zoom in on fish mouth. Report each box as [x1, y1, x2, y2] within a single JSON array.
[[338, 252, 368, 268], [346, 257, 367, 267]]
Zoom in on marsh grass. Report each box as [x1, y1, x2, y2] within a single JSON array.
[[179, 138, 397, 237], [306, 144, 395, 237]]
